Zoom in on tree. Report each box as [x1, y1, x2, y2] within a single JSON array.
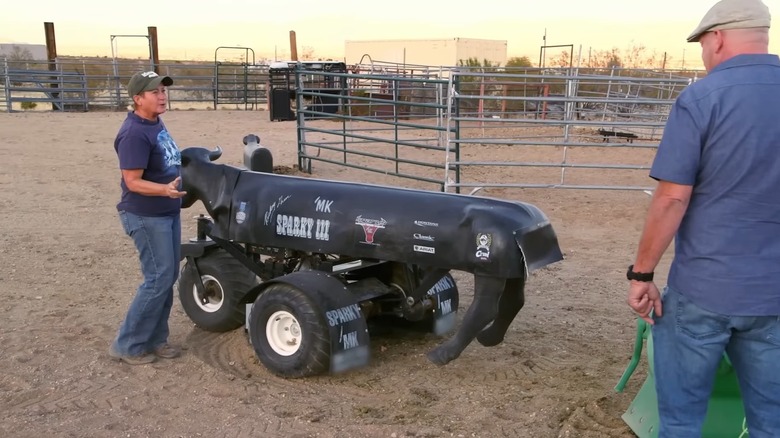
[[300, 46, 316, 61], [548, 50, 572, 68], [8, 45, 34, 61], [506, 56, 533, 68], [588, 48, 623, 69], [457, 57, 498, 69], [622, 43, 665, 69]]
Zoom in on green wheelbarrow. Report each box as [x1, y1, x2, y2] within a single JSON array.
[[615, 319, 749, 437]]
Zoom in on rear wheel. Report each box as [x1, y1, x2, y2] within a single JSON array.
[[249, 283, 331, 378], [178, 250, 258, 332]]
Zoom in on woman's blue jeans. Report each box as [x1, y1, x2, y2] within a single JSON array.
[[652, 286, 780, 437], [112, 211, 181, 356]]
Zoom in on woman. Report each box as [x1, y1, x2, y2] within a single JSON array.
[[110, 71, 186, 365]]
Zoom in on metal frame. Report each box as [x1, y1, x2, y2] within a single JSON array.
[[213, 46, 257, 110], [0, 57, 274, 112], [110, 34, 153, 109]]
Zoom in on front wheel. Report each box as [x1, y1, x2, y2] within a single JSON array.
[[248, 283, 330, 378], [178, 250, 258, 332]]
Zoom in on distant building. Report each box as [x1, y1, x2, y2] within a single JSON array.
[[345, 38, 507, 68], [0, 43, 48, 60]]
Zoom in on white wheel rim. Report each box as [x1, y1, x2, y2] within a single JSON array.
[[266, 310, 302, 356], [192, 275, 223, 313]]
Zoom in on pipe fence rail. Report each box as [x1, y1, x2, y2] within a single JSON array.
[[445, 67, 695, 192], [1, 55, 703, 193], [1, 57, 271, 112], [294, 63, 700, 192]]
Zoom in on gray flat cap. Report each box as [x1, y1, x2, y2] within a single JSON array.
[[687, 0, 771, 42]]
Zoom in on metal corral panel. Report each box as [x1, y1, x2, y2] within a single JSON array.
[[345, 38, 507, 67]]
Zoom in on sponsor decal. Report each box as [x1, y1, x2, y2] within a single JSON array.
[[340, 328, 359, 349], [413, 245, 435, 254], [276, 215, 330, 241], [235, 201, 247, 224], [427, 275, 455, 296], [475, 233, 492, 261], [413, 233, 435, 242], [414, 220, 439, 227], [264, 195, 291, 226], [439, 298, 453, 315], [355, 215, 387, 245], [314, 196, 334, 213], [326, 304, 362, 327]]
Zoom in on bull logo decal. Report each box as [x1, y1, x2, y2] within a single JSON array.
[[236, 201, 247, 224], [476, 233, 492, 261], [355, 216, 387, 245]]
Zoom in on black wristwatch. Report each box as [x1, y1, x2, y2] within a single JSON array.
[[627, 265, 654, 282]]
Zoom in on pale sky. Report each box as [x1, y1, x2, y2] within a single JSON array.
[[3, 0, 780, 68]]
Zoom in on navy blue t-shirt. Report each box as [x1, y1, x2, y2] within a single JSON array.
[[651, 54, 780, 316], [114, 111, 182, 217]]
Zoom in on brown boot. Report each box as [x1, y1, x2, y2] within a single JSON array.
[[109, 345, 157, 365], [154, 343, 181, 359]]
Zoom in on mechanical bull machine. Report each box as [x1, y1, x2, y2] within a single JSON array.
[[177, 136, 563, 378]]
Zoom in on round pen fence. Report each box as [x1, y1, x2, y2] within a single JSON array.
[[294, 64, 697, 193], [1, 56, 698, 193]]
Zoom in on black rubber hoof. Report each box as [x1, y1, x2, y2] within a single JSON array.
[[426, 345, 459, 366], [476, 325, 505, 347]]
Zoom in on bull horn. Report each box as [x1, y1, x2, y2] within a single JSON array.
[[208, 146, 223, 162]]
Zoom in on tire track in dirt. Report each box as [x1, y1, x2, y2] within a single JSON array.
[[557, 396, 636, 437], [0, 322, 160, 416], [185, 328, 385, 405], [181, 322, 595, 437], [0, 323, 313, 438]]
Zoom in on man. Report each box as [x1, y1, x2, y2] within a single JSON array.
[[110, 71, 186, 365], [627, 0, 780, 436]]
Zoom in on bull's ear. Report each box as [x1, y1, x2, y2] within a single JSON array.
[[208, 146, 223, 162], [181, 153, 190, 166]]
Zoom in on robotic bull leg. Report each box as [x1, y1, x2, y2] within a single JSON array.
[[476, 277, 525, 346], [426, 275, 507, 366]]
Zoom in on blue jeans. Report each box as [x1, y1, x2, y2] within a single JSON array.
[[652, 286, 780, 437], [112, 211, 181, 356]]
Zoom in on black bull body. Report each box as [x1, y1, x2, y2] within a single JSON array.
[[181, 147, 563, 365]]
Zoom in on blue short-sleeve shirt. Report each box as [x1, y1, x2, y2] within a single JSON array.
[[651, 54, 780, 316], [114, 111, 182, 217]]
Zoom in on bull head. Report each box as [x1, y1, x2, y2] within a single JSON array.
[[181, 146, 223, 208]]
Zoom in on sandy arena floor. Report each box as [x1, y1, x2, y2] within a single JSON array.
[[0, 109, 671, 438]]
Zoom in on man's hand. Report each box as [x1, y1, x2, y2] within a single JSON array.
[[165, 176, 187, 199], [627, 281, 662, 324]]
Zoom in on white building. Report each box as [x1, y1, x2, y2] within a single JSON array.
[[345, 38, 507, 67]]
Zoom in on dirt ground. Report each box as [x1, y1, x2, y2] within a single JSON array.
[[0, 109, 672, 438]]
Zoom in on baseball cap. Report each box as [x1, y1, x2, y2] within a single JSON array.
[[687, 0, 771, 42], [127, 71, 174, 96]]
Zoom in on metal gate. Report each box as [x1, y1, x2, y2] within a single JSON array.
[[3, 59, 88, 112], [213, 46, 264, 110], [296, 63, 451, 187], [443, 67, 695, 193]]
